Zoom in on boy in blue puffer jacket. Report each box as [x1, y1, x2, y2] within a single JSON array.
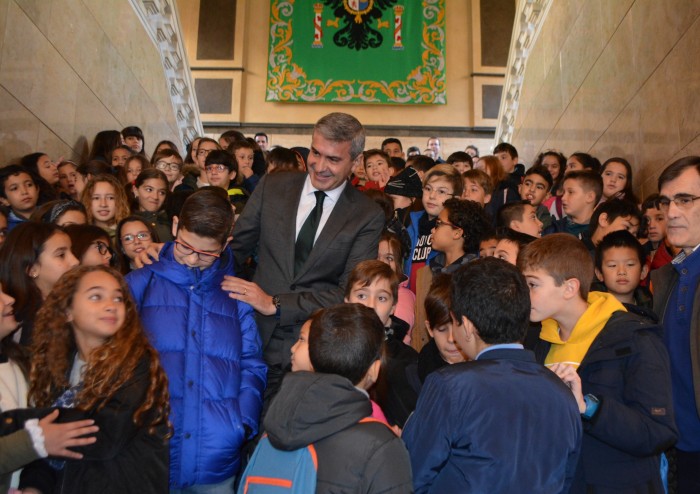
[[127, 188, 267, 492]]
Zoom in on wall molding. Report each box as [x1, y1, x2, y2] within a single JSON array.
[[495, 0, 552, 145], [129, 0, 203, 145]]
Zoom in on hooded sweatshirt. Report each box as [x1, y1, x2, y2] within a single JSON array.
[[264, 372, 413, 494]]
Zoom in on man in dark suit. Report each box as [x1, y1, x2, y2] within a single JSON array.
[[223, 112, 385, 400], [403, 258, 582, 493]]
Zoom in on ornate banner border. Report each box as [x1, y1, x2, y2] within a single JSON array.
[[266, 0, 446, 104]]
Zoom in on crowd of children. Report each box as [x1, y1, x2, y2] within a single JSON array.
[[0, 120, 697, 494]]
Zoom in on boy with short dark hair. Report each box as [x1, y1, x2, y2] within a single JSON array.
[[593, 230, 653, 311], [520, 165, 554, 228], [258, 303, 413, 493], [0, 165, 40, 231], [518, 233, 677, 492], [404, 257, 582, 493], [492, 227, 537, 265], [548, 170, 603, 238], [497, 200, 544, 238], [584, 198, 642, 254], [204, 149, 249, 215], [446, 151, 473, 174], [127, 188, 267, 491]]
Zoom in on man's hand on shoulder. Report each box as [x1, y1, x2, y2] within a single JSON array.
[[221, 275, 276, 315]]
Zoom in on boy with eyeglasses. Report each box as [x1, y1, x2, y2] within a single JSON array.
[[405, 164, 463, 292], [127, 188, 267, 492], [204, 149, 249, 215]]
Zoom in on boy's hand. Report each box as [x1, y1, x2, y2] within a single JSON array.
[[548, 363, 586, 413], [221, 276, 275, 315], [40, 410, 99, 459], [132, 243, 164, 268]]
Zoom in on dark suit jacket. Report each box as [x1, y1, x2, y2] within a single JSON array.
[[232, 172, 385, 347]]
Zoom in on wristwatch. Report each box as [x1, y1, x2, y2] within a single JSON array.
[[272, 295, 281, 318], [581, 394, 600, 420]]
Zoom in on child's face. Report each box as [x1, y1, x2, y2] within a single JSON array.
[[91, 181, 117, 226], [451, 161, 471, 174], [422, 176, 455, 218], [561, 179, 594, 220], [519, 174, 549, 206], [496, 151, 517, 174], [235, 148, 254, 170], [382, 142, 403, 159], [155, 156, 183, 184], [643, 206, 667, 243], [595, 247, 647, 300], [0, 213, 7, 246], [427, 318, 466, 364], [120, 220, 153, 261], [111, 148, 131, 168], [462, 178, 490, 206], [135, 178, 167, 213], [290, 320, 313, 372], [67, 270, 126, 358], [601, 161, 628, 199], [479, 238, 498, 258], [431, 208, 461, 253], [56, 210, 87, 227], [597, 214, 639, 240], [126, 159, 142, 184], [493, 239, 520, 265], [0, 283, 17, 339], [81, 238, 113, 267], [30, 232, 79, 298], [124, 136, 143, 153], [3, 172, 38, 215], [58, 164, 81, 197], [345, 278, 396, 326], [510, 204, 543, 237], [541, 155, 562, 181], [364, 154, 391, 184], [173, 227, 225, 269], [37, 155, 59, 185], [522, 268, 568, 323], [206, 164, 235, 189], [566, 156, 584, 173], [377, 240, 400, 274]]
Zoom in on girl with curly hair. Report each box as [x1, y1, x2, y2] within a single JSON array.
[[19, 265, 170, 494]]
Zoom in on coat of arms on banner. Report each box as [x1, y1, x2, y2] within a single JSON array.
[[266, 0, 446, 104]]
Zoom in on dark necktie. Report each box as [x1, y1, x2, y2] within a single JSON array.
[[295, 191, 326, 275]]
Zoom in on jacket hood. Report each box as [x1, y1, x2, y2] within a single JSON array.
[[264, 372, 371, 450]]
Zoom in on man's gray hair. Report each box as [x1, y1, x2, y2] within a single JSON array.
[[314, 112, 366, 160]]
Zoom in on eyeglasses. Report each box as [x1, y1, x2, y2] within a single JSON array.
[[657, 194, 700, 212], [434, 218, 458, 229], [121, 232, 151, 244], [174, 238, 222, 261], [155, 161, 181, 171], [205, 164, 228, 173], [197, 149, 215, 157], [94, 241, 111, 256], [423, 185, 454, 198]]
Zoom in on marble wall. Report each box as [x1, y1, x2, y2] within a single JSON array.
[[0, 0, 182, 165], [510, 0, 700, 198]]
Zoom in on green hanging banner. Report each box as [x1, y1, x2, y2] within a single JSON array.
[[266, 0, 446, 105]]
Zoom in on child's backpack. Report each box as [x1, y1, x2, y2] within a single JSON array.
[[237, 434, 318, 493]]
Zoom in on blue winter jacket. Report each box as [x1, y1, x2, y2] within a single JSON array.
[[127, 243, 267, 489]]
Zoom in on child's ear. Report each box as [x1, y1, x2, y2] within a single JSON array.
[[425, 320, 434, 338], [484, 193, 492, 204], [343, 296, 349, 303], [171, 216, 179, 238], [594, 268, 604, 282], [363, 359, 382, 388], [562, 278, 582, 300], [132, 185, 138, 198], [585, 189, 597, 204], [598, 212, 609, 227], [229, 170, 237, 181], [0, 198, 8, 207]]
